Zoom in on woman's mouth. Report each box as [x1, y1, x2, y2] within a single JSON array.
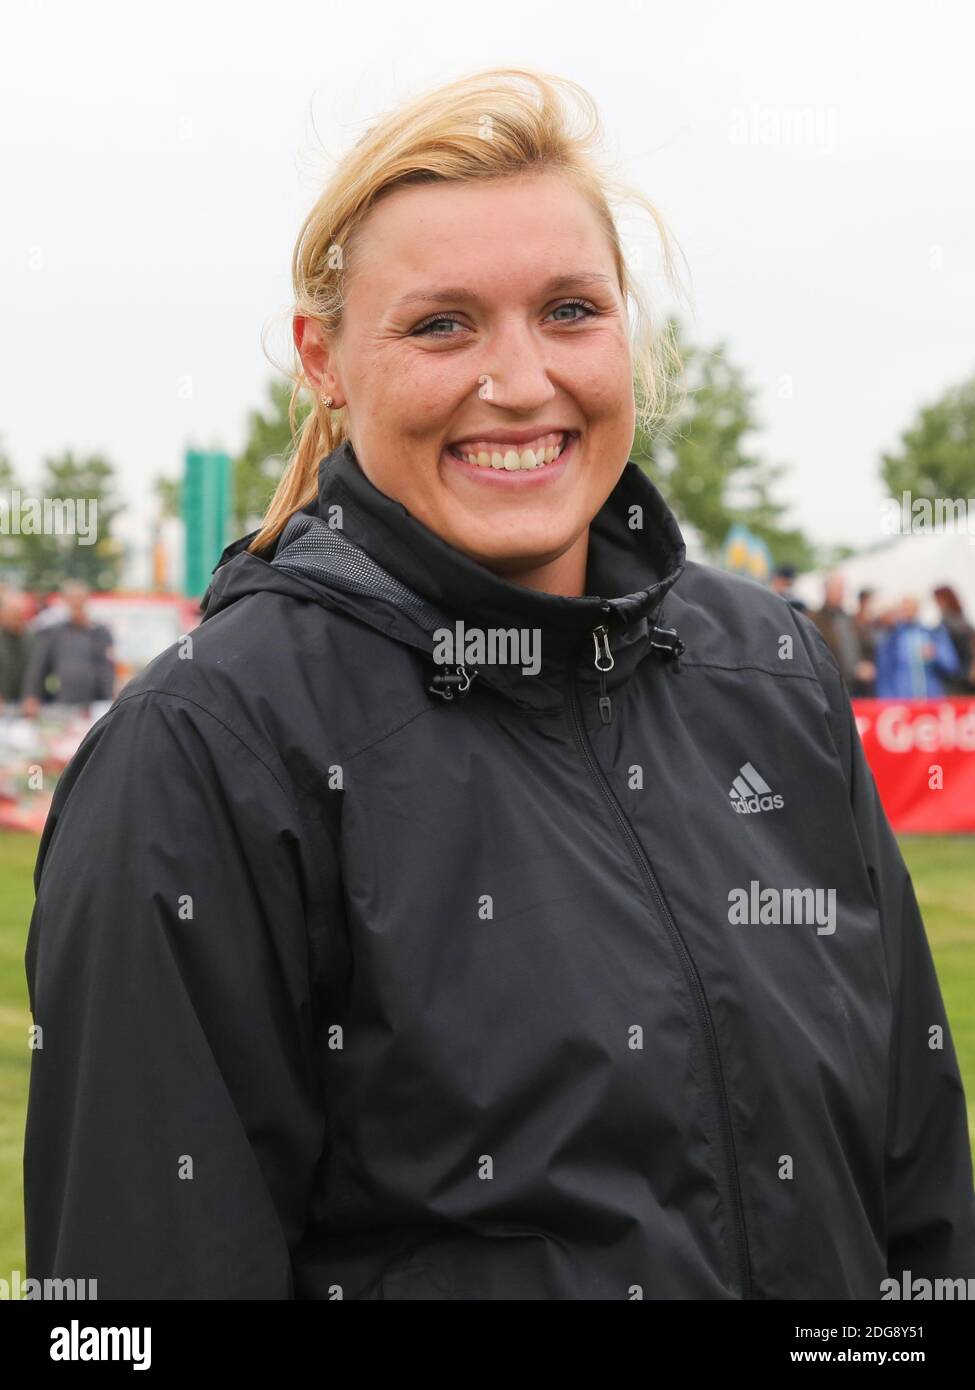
[[442, 431, 578, 485]]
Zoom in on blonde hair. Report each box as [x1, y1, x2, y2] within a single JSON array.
[[250, 66, 687, 554]]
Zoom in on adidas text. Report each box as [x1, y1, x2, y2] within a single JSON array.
[[729, 761, 784, 814]]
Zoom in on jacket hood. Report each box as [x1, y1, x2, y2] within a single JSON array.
[[200, 438, 687, 708]]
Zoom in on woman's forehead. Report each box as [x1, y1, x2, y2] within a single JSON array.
[[347, 176, 616, 299]]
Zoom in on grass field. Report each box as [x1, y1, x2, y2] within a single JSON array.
[[0, 831, 972, 1280], [0, 832, 39, 1282]]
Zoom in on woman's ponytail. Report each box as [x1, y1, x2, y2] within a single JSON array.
[[247, 394, 341, 555]]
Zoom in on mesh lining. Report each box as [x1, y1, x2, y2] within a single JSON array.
[[271, 511, 450, 634]]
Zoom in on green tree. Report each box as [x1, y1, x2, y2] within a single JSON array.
[[18, 451, 123, 591], [881, 374, 975, 501], [0, 445, 22, 576], [153, 474, 180, 519], [234, 378, 310, 531], [634, 320, 815, 570]]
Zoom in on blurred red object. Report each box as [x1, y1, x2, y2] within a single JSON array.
[[852, 697, 975, 832]]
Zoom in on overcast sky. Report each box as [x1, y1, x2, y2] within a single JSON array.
[[2, 0, 972, 560]]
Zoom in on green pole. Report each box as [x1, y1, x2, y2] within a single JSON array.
[[183, 450, 233, 597]]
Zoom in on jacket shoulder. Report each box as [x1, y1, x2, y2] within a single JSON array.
[[111, 587, 433, 792], [670, 559, 854, 778], [670, 560, 833, 678]]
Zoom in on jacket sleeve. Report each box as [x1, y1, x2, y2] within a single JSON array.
[[799, 615, 975, 1281], [23, 689, 330, 1298]]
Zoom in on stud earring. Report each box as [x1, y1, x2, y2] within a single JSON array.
[[321, 393, 333, 408]]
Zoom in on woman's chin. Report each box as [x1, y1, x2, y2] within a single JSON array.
[[442, 525, 578, 576]]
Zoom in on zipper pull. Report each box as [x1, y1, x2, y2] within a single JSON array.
[[593, 623, 615, 724]]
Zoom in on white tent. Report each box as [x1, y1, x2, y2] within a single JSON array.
[[795, 530, 975, 624]]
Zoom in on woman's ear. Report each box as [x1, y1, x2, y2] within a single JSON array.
[[293, 313, 346, 408]]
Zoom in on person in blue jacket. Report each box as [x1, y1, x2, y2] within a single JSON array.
[[875, 595, 962, 698]]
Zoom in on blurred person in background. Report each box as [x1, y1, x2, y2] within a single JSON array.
[[932, 584, 975, 694], [28, 592, 68, 632], [874, 595, 961, 698], [811, 572, 876, 695], [21, 579, 115, 717], [851, 587, 878, 696], [0, 588, 30, 709], [769, 562, 806, 611]]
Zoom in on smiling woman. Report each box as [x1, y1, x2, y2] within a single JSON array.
[[22, 66, 975, 1302], [250, 67, 684, 593], [294, 166, 638, 591]]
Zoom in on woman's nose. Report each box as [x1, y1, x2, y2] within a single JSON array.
[[477, 321, 557, 410]]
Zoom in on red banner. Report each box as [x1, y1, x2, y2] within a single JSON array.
[[852, 698, 975, 833]]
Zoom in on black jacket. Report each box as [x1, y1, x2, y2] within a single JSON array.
[[23, 440, 975, 1299]]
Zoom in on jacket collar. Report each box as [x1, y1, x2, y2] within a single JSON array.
[[204, 438, 687, 709], [315, 438, 685, 660]]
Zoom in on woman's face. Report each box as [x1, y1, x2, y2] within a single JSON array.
[[296, 170, 636, 582]]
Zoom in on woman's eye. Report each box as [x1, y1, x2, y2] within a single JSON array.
[[411, 299, 599, 338], [548, 299, 598, 323], [411, 315, 466, 338]]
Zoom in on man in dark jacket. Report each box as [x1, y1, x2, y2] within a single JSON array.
[[22, 442, 975, 1300], [20, 580, 115, 715], [811, 572, 877, 694], [852, 587, 879, 697]]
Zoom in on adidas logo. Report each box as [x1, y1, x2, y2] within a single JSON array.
[[729, 761, 784, 814]]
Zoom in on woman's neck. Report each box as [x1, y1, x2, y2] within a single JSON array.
[[485, 528, 589, 598]]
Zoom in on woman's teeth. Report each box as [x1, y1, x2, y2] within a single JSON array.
[[449, 432, 571, 470]]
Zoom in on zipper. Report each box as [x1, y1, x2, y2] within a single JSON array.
[[567, 630, 752, 1299], [592, 623, 615, 724]]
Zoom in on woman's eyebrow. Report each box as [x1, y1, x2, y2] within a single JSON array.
[[392, 272, 613, 308]]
